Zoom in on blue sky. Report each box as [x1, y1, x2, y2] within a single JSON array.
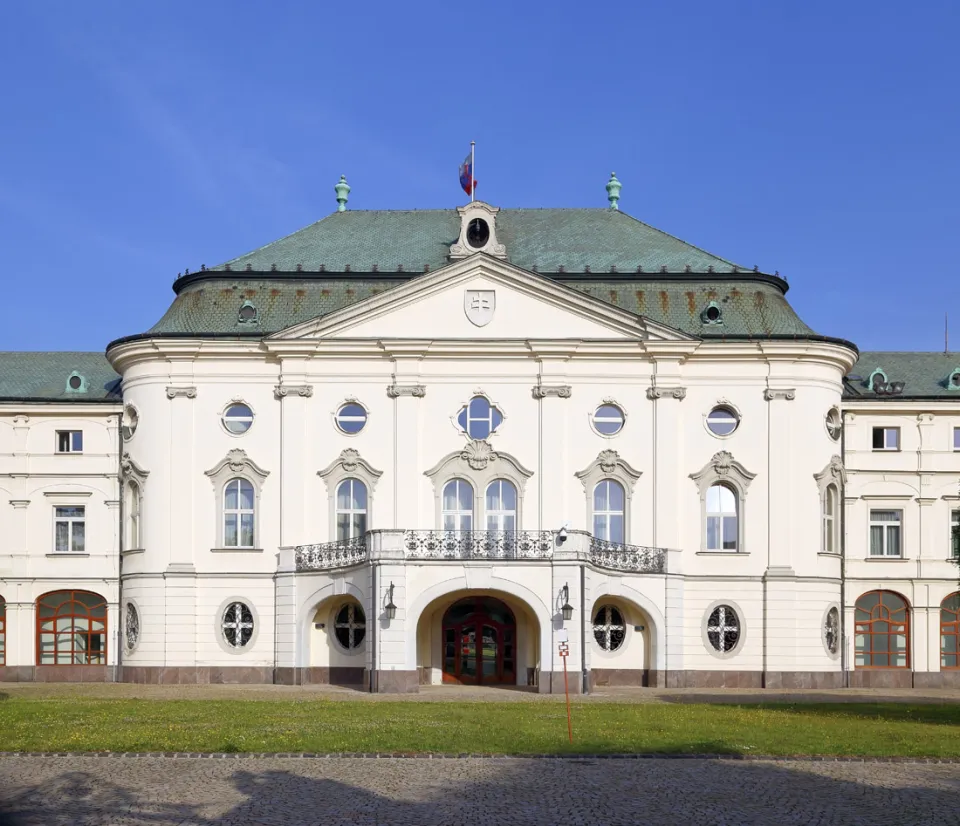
[[1, 1, 957, 353]]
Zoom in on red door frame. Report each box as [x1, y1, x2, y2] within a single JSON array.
[[442, 597, 516, 685]]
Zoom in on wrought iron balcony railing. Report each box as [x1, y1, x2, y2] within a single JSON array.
[[588, 537, 666, 574], [295, 535, 367, 571], [404, 530, 555, 561]]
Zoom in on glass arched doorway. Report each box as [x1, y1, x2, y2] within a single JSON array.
[[442, 596, 516, 684]]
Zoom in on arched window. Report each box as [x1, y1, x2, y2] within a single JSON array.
[[941, 593, 960, 669], [593, 480, 625, 543], [855, 591, 909, 669], [127, 480, 142, 549], [485, 479, 517, 532], [336, 479, 368, 540], [223, 478, 255, 548], [442, 479, 474, 531], [822, 484, 838, 554], [0, 596, 5, 665], [36, 590, 107, 665], [706, 483, 738, 551]]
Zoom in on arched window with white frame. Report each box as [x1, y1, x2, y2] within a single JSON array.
[[442, 479, 474, 532], [336, 478, 368, 540], [126, 480, 141, 550], [223, 478, 255, 548], [823, 483, 838, 554], [706, 483, 738, 551], [593, 480, 625, 543], [485, 479, 517, 532]]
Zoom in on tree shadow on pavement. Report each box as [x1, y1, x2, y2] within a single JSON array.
[[1, 757, 959, 825]]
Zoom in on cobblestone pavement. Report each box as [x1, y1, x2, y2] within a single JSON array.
[[1, 756, 959, 826], [3, 682, 960, 704]]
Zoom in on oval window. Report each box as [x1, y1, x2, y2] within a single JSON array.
[[335, 403, 368, 434], [466, 218, 490, 248], [222, 403, 254, 434], [706, 406, 739, 437], [825, 408, 841, 441], [122, 406, 139, 441], [592, 404, 625, 436]]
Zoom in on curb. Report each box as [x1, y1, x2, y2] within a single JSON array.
[[2, 752, 960, 763]]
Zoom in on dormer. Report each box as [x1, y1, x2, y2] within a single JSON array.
[[449, 201, 507, 261]]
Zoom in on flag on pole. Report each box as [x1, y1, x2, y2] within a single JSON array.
[[459, 150, 476, 197]]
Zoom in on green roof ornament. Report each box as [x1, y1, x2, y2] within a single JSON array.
[[605, 172, 622, 210], [334, 175, 351, 212]]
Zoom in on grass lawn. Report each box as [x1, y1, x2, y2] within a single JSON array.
[[1, 698, 959, 756]]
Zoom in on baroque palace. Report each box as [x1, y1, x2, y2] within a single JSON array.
[[1, 176, 958, 691]]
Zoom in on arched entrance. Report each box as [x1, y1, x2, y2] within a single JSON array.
[[442, 596, 516, 684]]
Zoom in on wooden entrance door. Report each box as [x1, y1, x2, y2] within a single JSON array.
[[442, 597, 516, 684]]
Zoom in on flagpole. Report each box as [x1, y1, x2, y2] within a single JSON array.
[[470, 140, 475, 202]]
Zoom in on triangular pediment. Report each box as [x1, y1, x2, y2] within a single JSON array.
[[267, 255, 694, 343]]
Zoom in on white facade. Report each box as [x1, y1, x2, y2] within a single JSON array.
[[1, 204, 957, 690]]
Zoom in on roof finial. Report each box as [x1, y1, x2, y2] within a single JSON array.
[[605, 172, 622, 210], [335, 175, 351, 212]]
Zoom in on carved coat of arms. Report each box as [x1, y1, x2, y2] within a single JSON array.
[[464, 290, 495, 327]]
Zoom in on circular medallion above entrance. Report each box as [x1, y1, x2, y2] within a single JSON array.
[[442, 596, 516, 685]]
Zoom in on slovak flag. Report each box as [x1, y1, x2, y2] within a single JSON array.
[[459, 151, 476, 196]]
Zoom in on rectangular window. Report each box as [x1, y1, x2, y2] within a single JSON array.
[[56, 431, 83, 453], [871, 427, 899, 451], [869, 510, 902, 557], [954, 427, 960, 451], [952, 510, 960, 558], [54, 506, 86, 552]]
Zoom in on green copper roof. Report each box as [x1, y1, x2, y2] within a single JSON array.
[[210, 208, 749, 275], [144, 276, 816, 339], [0, 352, 121, 402], [845, 352, 960, 400]]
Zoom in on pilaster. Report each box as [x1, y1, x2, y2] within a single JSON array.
[[647, 375, 686, 550], [390, 370, 423, 530], [535, 367, 571, 531], [166, 385, 196, 568], [765, 389, 795, 574]]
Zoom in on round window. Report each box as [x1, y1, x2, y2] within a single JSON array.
[[335, 403, 368, 434], [706, 406, 739, 437], [334, 603, 366, 650], [125, 603, 140, 651], [221, 602, 254, 648], [222, 403, 254, 434], [706, 604, 740, 653], [68, 375, 82, 390], [122, 406, 139, 441], [592, 404, 625, 436], [593, 605, 626, 651], [825, 408, 841, 441]]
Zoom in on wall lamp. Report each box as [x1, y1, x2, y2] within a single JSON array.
[[385, 582, 397, 621], [560, 583, 574, 622]]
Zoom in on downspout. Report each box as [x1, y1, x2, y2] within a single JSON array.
[[116, 411, 124, 683], [580, 562, 587, 694], [370, 562, 378, 693], [840, 414, 847, 688]]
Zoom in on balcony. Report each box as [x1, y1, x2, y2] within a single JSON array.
[[293, 530, 669, 575]]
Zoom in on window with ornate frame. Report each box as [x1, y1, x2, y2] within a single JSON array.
[[319, 449, 382, 542], [223, 478, 255, 548], [455, 395, 504, 440], [425, 442, 532, 532], [814, 457, 845, 555], [36, 590, 108, 665], [576, 449, 641, 545], [690, 451, 755, 554], [442, 479, 474, 531], [221, 402, 255, 435], [125, 602, 140, 652], [336, 479, 368, 540], [220, 601, 255, 649], [593, 480, 625, 543], [854, 590, 909, 668], [205, 450, 269, 550], [127, 480, 142, 550], [951, 510, 959, 559], [823, 605, 840, 658], [940, 593, 960, 669], [485, 479, 517, 531], [0, 596, 5, 665]]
